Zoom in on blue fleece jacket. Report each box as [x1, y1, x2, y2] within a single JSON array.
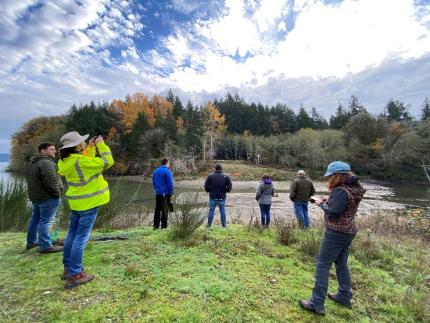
[[152, 165, 174, 195]]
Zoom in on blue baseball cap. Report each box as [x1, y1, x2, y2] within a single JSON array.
[[324, 161, 351, 177]]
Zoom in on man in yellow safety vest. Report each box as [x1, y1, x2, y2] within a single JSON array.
[[58, 131, 114, 289]]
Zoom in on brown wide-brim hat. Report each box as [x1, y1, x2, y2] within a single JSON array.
[[60, 131, 89, 150]]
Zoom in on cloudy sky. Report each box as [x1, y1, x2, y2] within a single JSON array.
[[1, 0, 430, 152]]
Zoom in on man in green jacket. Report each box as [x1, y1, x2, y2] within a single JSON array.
[[289, 170, 315, 229], [26, 142, 64, 253]]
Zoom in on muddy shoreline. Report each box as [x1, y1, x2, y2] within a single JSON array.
[[123, 176, 409, 223]]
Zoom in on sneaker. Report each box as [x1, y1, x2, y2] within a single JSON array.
[[327, 293, 352, 309], [299, 300, 325, 315], [39, 245, 64, 254], [65, 271, 94, 289], [25, 243, 38, 250]]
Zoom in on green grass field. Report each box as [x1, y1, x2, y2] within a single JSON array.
[[0, 225, 429, 322], [197, 161, 296, 181]]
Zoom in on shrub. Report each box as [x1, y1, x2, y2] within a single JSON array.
[[170, 192, 205, 240], [273, 216, 298, 245], [247, 213, 262, 232], [351, 230, 383, 262], [298, 229, 322, 257], [0, 179, 31, 232]]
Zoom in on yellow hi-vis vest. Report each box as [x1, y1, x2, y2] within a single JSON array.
[[58, 142, 114, 211]]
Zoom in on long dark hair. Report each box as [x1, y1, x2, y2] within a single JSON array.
[[60, 147, 77, 160]]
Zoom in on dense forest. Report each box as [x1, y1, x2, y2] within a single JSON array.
[[9, 91, 430, 181]]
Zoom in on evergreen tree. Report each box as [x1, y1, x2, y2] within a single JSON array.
[[271, 103, 296, 133], [348, 94, 366, 115], [330, 104, 351, 129], [421, 98, 430, 121], [128, 112, 150, 156], [296, 106, 313, 130], [382, 99, 412, 122], [310, 107, 328, 129], [183, 101, 203, 155]]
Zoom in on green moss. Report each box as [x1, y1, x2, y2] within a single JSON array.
[[0, 225, 428, 322]]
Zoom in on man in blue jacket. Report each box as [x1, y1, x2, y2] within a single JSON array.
[[152, 159, 174, 229]]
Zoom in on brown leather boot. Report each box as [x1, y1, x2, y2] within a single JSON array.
[[65, 271, 94, 289], [61, 268, 68, 280], [39, 245, 63, 254]]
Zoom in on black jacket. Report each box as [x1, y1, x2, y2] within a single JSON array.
[[204, 170, 232, 200], [25, 155, 63, 203]]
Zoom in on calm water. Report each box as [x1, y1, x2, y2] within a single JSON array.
[[0, 162, 11, 182]]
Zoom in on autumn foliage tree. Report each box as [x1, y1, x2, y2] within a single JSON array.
[[202, 101, 225, 160], [8, 91, 430, 180]]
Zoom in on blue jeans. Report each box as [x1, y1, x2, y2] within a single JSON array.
[[259, 203, 271, 225], [293, 201, 310, 228], [311, 229, 356, 311], [63, 207, 98, 276], [27, 198, 60, 250], [207, 199, 227, 227]]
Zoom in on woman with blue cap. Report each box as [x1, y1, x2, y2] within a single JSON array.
[[299, 161, 366, 315]]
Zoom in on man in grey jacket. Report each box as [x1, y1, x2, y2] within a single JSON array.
[[26, 142, 64, 253], [289, 170, 315, 229]]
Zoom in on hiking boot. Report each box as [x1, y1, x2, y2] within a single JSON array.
[[328, 293, 352, 309], [299, 299, 325, 315], [39, 245, 64, 254], [61, 268, 68, 280], [53, 239, 65, 246], [62, 267, 84, 280], [65, 271, 94, 289], [25, 243, 38, 250]]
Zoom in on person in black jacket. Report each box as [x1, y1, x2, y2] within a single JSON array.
[[204, 163, 232, 228], [26, 142, 64, 253]]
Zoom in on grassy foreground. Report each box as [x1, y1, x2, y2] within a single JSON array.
[[0, 225, 429, 322]]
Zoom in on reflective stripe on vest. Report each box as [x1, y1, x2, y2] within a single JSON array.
[[100, 152, 112, 170], [67, 186, 109, 200], [67, 160, 101, 187]]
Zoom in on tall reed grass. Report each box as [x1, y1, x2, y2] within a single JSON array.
[[0, 179, 31, 232]]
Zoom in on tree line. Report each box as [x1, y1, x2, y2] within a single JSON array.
[[9, 91, 430, 181]]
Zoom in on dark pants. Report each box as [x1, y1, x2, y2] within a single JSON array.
[[311, 229, 356, 311], [154, 194, 171, 229], [259, 203, 271, 226]]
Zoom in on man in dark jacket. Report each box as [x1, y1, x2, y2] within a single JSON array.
[[26, 142, 64, 253], [152, 158, 174, 229], [289, 170, 315, 228], [204, 163, 232, 228]]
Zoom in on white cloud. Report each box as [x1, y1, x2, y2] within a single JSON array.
[[278, 21, 287, 32], [1, 0, 430, 153], [199, 0, 262, 56], [252, 0, 287, 33], [163, 0, 430, 92]]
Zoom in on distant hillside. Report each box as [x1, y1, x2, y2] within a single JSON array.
[[0, 154, 9, 163]]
